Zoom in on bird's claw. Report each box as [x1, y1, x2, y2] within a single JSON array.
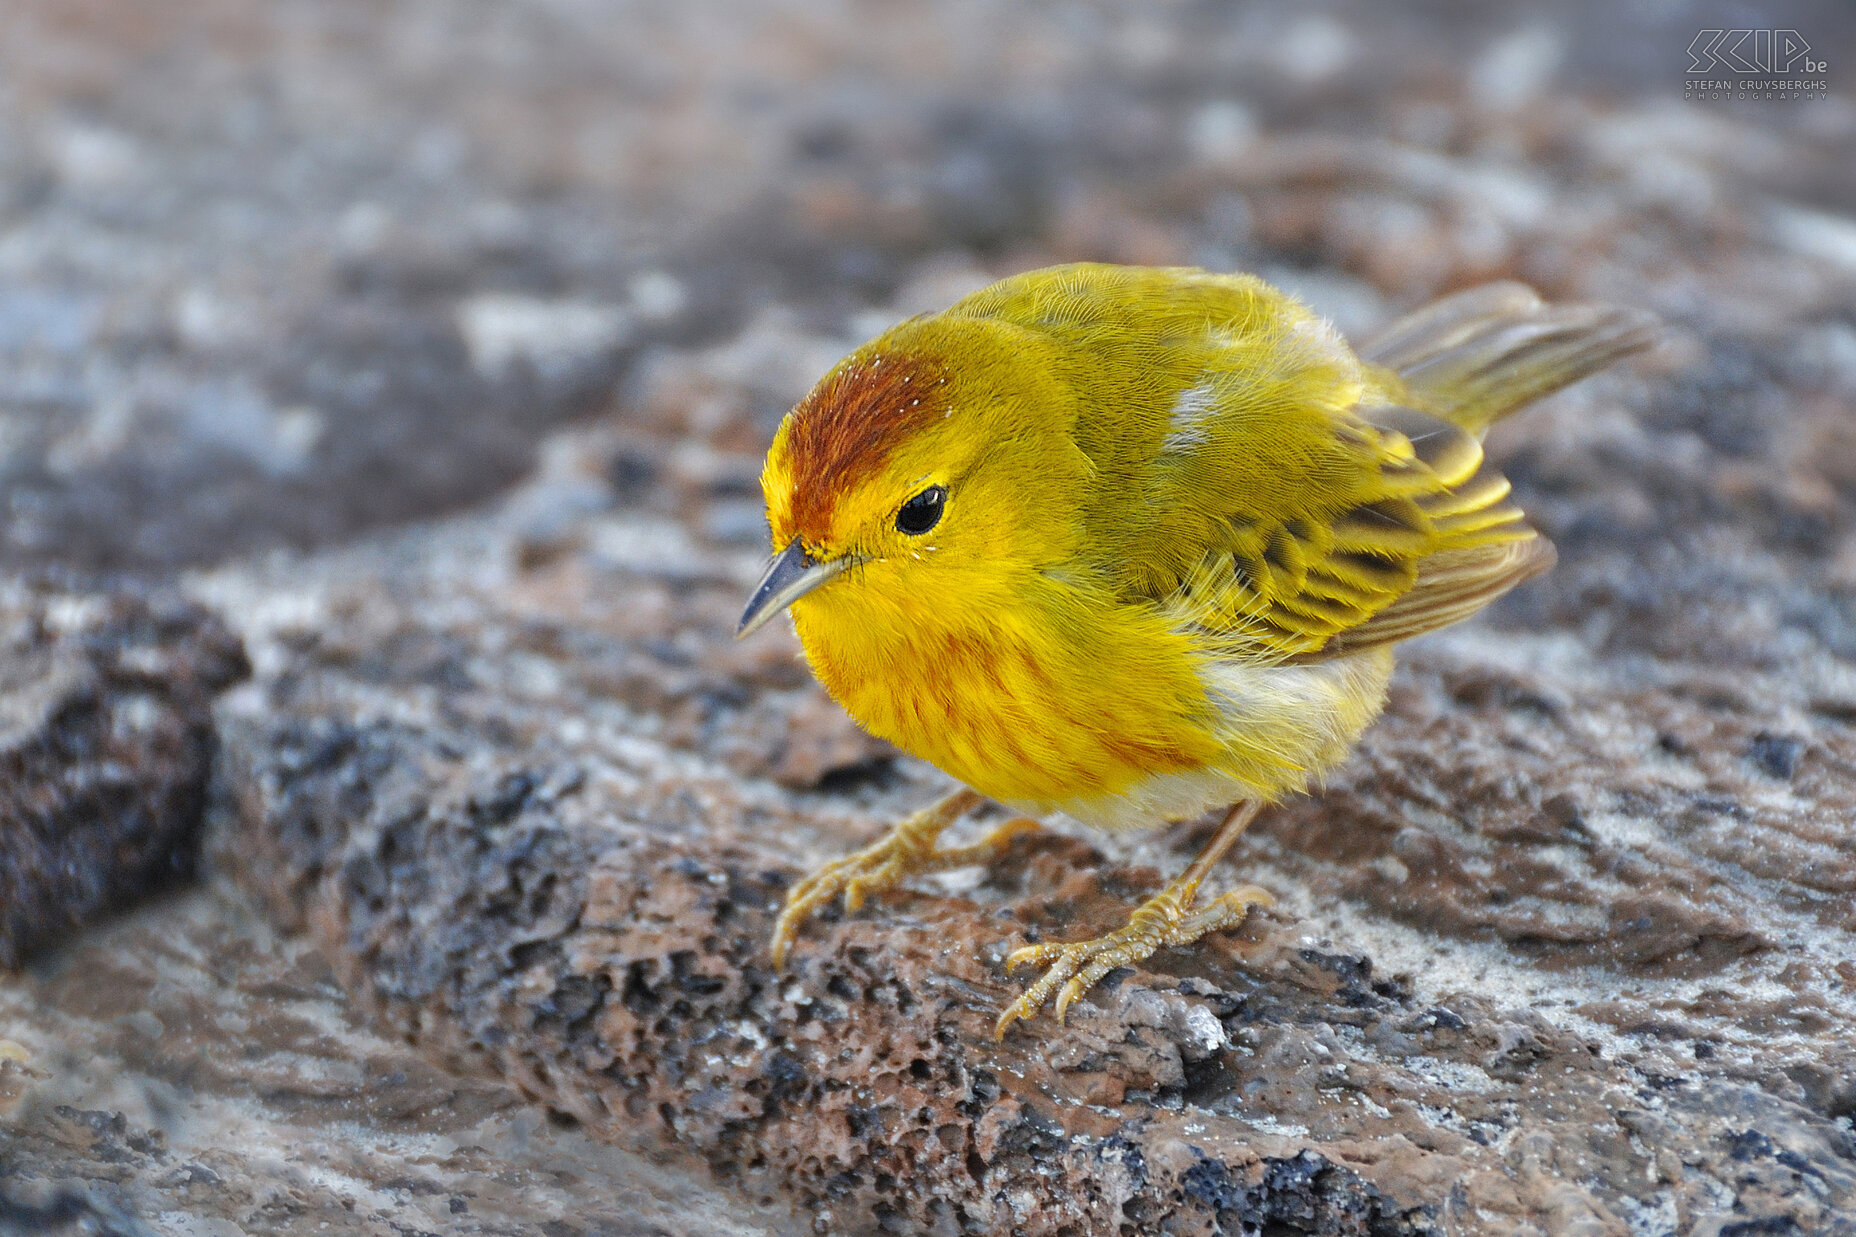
[[769, 802, 1037, 968], [994, 883, 1273, 1038], [841, 862, 903, 914], [771, 842, 909, 969]]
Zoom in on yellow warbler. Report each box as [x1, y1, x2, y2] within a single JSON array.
[[737, 263, 1657, 1037]]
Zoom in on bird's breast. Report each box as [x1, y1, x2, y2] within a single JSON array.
[[791, 577, 1398, 831], [790, 583, 1222, 815]]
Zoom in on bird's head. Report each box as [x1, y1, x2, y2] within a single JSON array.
[[738, 315, 1090, 640]]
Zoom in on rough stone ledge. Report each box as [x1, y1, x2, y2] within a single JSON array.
[[0, 579, 248, 968], [0, 876, 801, 1236], [199, 494, 1856, 1234]]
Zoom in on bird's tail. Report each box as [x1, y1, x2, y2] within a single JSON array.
[[1361, 282, 1661, 437]]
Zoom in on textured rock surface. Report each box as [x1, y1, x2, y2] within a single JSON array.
[[201, 403, 1856, 1234], [0, 884, 798, 1236], [0, 582, 247, 967], [3, 0, 1855, 1234]]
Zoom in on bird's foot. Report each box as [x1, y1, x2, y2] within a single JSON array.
[[770, 790, 1037, 968], [994, 879, 1273, 1038]]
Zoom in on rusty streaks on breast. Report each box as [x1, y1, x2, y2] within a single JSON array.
[[785, 350, 950, 539]]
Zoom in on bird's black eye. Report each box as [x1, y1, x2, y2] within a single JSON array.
[[896, 485, 945, 535]]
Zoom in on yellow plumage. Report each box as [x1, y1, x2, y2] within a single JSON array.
[[740, 263, 1657, 1034]]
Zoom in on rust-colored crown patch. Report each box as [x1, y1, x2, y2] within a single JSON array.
[[784, 349, 951, 539]]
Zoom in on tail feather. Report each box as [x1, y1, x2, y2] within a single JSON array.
[[1362, 282, 1661, 436]]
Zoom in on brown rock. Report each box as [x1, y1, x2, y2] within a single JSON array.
[[0, 582, 247, 967], [197, 406, 1856, 1231], [0, 885, 799, 1236]]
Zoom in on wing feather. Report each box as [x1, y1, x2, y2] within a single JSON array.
[[1158, 404, 1551, 661], [1320, 539, 1556, 656]]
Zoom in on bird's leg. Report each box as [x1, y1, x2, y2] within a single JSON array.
[[995, 800, 1270, 1038], [771, 789, 1040, 968]]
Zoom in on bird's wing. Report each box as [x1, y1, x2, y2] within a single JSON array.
[[950, 264, 1562, 660], [1151, 403, 1553, 662]]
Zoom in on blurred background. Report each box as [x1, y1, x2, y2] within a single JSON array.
[[0, 0, 1850, 593]]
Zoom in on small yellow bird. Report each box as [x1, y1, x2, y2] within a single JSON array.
[[737, 263, 1656, 1037]]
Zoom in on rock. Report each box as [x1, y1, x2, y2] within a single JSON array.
[[194, 398, 1856, 1233], [0, 885, 798, 1236], [0, 582, 247, 967]]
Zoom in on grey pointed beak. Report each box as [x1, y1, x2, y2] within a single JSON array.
[[736, 540, 854, 638]]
